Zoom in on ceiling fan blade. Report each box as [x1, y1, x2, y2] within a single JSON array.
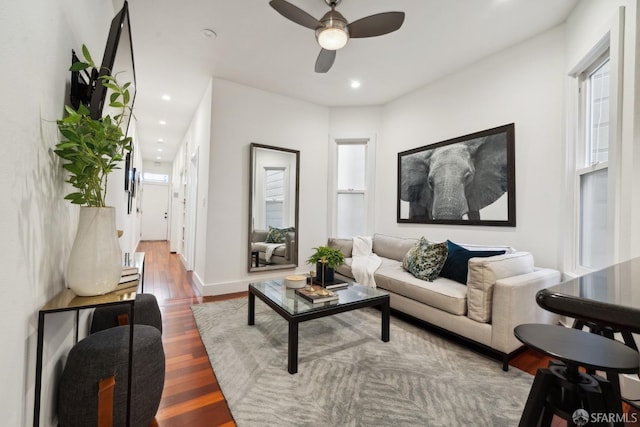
[[347, 12, 405, 38], [269, 0, 320, 30], [315, 49, 336, 73]]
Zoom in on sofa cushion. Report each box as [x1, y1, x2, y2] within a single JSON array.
[[328, 238, 353, 258], [372, 234, 418, 262], [439, 240, 505, 284], [376, 261, 468, 316], [265, 226, 294, 243], [467, 252, 534, 323], [402, 238, 448, 282]]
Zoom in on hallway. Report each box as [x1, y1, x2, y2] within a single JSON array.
[[138, 240, 242, 426]]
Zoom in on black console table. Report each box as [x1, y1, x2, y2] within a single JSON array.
[[33, 276, 140, 426]]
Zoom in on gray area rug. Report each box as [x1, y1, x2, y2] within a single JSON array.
[[192, 298, 532, 426]]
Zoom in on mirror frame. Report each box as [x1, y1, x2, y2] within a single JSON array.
[[248, 143, 300, 272]]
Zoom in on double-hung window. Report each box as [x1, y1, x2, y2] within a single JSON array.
[[264, 168, 285, 228], [576, 53, 610, 271], [331, 138, 374, 238]]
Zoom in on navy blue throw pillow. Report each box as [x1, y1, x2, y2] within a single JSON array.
[[439, 240, 506, 284]]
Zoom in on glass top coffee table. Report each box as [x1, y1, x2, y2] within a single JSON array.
[[248, 279, 390, 374]]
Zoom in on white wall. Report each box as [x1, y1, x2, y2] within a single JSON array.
[[199, 79, 329, 294], [379, 26, 566, 269], [109, 120, 143, 256], [0, 1, 120, 425]]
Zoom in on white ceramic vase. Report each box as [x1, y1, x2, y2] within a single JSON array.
[[66, 207, 122, 296]]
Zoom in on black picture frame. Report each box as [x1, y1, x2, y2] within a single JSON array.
[[124, 151, 132, 192], [131, 167, 137, 198], [397, 123, 515, 227]]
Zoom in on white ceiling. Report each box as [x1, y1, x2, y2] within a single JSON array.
[[127, 0, 578, 162]]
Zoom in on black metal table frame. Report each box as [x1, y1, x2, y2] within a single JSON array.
[[248, 284, 390, 374], [33, 298, 136, 427]]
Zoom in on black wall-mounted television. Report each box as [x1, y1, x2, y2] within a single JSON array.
[[70, 1, 136, 135]]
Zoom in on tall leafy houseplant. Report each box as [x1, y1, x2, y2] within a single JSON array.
[[55, 45, 133, 206], [56, 45, 133, 296], [307, 246, 345, 285]]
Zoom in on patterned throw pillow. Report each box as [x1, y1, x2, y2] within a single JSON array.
[[402, 237, 448, 282], [265, 226, 295, 243]]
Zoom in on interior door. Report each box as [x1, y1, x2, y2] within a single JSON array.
[[141, 184, 169, 240]]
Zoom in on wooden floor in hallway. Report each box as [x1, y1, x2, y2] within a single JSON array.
[[139, 240, 240, 427], [140, 239, 636, 427]]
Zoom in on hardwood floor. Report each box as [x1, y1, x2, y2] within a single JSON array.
[[139, 240, 634, 427], [138, 240, 240, 427]]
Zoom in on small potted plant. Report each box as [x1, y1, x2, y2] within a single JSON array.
[[307, 246, 345, 285]]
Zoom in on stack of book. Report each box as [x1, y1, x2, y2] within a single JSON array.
[[295, 285, 339, 303], [119, 266, 139, 286]]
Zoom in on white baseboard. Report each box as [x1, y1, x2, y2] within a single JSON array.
[[199, 269, 313, 296], [192, 270, 206, 295], [201, 280, 249, 296]]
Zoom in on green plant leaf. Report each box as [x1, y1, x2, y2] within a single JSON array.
[[77, 104, 90, 115], [69, 62, 91, 71], [101, 82, 120, 92], [81, 44, 94, 65]]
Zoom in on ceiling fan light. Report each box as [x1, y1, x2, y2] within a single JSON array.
[[317, 27, 348, 50], [315, 12, 349, 50]]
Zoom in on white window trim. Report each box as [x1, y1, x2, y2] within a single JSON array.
[[566, 8, 624, 275], [327, 135, 376, 237]]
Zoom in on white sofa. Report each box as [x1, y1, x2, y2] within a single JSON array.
[[328, 233, 561, 370]]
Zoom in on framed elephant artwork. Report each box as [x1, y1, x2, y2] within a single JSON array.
[[397, 123, 515, 226]]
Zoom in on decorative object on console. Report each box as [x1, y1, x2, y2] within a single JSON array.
[[66, 207, 123, 296], [55, 39, 134, 296], [307, 245, 345, 286], [398, 123, 515, 226], [402, 237, 448, 281]]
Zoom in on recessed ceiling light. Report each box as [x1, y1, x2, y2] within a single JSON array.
[[161, 94, 171, 101], [156, 156, 162, 160], [202, 29, 217, 39], [157, 148, 163, 152], [157, 138, 164, 143], [350, 80, 361, 89], [159, 120, 166, 125]]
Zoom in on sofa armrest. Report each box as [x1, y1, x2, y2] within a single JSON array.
[[490, 268, 561, 354], [285, 232, 295, 261]]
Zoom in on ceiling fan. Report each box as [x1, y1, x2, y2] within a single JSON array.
[[269, 0, 405, 73]]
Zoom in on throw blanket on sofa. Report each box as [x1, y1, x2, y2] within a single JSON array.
[[252, 242, 285, 263], [351, 236, 381, 288]]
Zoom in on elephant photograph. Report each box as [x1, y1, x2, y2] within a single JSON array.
[[397, 123, 515, 226]]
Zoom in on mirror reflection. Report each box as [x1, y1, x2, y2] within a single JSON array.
[[248, 143, 299, 272]]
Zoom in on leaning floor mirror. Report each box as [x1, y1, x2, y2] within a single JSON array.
[[248, 143, 300, 272]]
